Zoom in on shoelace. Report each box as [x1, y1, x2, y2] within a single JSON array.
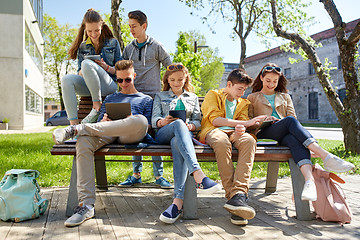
[[73, 206, 87, 215]]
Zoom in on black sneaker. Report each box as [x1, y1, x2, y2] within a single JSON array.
[[224, 193, 256, 220], [230, 214, 248, 225]]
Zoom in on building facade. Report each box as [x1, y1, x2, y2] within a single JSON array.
[[221, 19, 359, 124], [0, 0, 44, 129]]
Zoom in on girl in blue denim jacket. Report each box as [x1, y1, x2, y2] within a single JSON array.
[[152, 63, 221, 224], [62, 9, 122, 125]]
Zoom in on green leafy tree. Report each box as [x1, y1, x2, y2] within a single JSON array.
[[180, 31, 224, 95], [270, 0, 360, 154], [180, 0, 313, 69], [103, 12, 132, 47], [173, 33, 203, 94], [43, 14, 77, 109]]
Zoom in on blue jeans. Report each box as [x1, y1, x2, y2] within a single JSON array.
[[132, 156, 163, 177], [257, 116, 316, 167], [155, 119, 201, 199], [61, 59, 118, 120]]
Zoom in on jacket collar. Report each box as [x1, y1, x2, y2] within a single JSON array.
[[168, 88, 191, 98]]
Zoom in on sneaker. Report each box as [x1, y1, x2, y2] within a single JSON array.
[[119, 175, 142, 187], [81, 108, 100, 124], [197, 177, 222, 194], [301, 180, 317, 201], [323, 154, 355, 173], [64, 205, 95, 227], [159, 204, 182, 224], [52, 125, 77, 144], [230, 214, 248, 225], [224, 193, 256, 220], [155, 177, 173, 189]]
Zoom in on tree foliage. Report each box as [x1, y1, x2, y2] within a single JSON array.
[[43, 14, 77, 109], [180, 0, 313, 69], [270, 0, 360, 154], [172, 31, 224, 95]]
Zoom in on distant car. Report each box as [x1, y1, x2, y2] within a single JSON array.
[[46, 110, 70, 126]]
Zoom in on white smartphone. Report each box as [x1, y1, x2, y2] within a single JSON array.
[[84, 55, 101, 61]]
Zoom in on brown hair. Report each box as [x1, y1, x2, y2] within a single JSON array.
[[115, 60, 134, 71], [128, 10, 148, 28], [162, 63, 194, 92], [227, 68, 253, 85], [252, 63, 288, 93], [68, 9, 114, 60]]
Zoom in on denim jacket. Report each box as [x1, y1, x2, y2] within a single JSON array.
[[152, 89, 201, 130], [77, 38, 122, 80]]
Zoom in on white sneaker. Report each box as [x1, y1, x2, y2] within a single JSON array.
[[301, 180, 317, 201], [52, 125, 77, 144], [64, 206, 95, 227], [323, 154, 355, 173], [81, 108, 100, 124]]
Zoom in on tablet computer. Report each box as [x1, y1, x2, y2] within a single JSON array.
[[105, 103, 131, 120], [169, 110, 186, 122], [259, 120, 276, 129], [84, 55, 101, 61]]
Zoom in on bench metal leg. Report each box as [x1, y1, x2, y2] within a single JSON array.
[[66, 156, 79, 217], [95, 155, 108, 190], [288, 158, 312, 220], [265, 162, 280, 193], [183, 173, 198, 219]]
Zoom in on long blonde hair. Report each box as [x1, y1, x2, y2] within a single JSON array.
[[162, 63, 194, 92], [68, 9, 114, 60]]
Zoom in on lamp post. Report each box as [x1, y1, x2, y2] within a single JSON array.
[[194, 41, 208, 53]]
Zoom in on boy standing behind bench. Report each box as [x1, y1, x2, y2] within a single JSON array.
[[52, 60, 153, 227], [120, 10, 173, 188], [198, 69, 265, 226]]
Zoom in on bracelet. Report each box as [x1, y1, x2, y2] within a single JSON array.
[[105, 65, 109, 72]]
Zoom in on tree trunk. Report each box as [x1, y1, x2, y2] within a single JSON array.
[[270, 0, 360, 153], [110, 0, 124, 51]]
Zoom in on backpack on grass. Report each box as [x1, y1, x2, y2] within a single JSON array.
[[312, 163, 352, 224], [0, 169, 49, 222]]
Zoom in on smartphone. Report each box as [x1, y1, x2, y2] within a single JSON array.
[[84, 55, 101, 61]]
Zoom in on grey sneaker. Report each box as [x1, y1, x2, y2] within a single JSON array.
[[230, 214, 248, 225], [52, 125, 77, 144], [81, 108, 100, 124], [64, 206, 95, 227], [224, 193, 256, 220], [323, 153, 355, 173]]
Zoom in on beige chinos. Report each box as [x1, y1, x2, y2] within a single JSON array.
[[76, 115, 148, 206], [205, 128, 256, 200]]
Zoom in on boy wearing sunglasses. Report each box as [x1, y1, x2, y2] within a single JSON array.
[[121, 10, 173, 188], [199, 69, 265, 226], [52, 60, 154, 227]]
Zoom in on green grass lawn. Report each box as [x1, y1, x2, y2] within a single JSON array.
[[0, 132, 358, 187]]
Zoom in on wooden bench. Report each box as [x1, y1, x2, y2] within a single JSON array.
[[50, 96, 312, 221]]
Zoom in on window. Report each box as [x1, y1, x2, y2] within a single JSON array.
[[308, 63, 316, 75], [25, 24, 43, 71], [29, 0, 43, 31], [338, 88, 347, 103], [51, 105, 58, 110], [26, 85, 43, 114], [284, 68, 291, 79], [44, 105, 48, 110], [308, 92, 318, 119]]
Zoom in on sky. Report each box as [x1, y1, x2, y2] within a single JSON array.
[[44, 0, 360, 63]]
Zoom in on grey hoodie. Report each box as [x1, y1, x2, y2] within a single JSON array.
[[123, 36, 172, 95]]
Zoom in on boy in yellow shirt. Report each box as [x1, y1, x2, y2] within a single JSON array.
[[199, 68, 264, 226]]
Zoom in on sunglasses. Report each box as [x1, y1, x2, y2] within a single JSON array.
[[167, 64, 184, 71], [262, 66, 282, 75], [117, 78, 132, 83]]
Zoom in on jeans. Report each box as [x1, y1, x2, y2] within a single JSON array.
[[61, 59, 118, 120], [155, 119, 201, 199], [76, 115, 148, 206], [132, 156, 163, 177], [257, 116, 316, 167]]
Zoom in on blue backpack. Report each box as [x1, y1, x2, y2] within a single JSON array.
[[0, 169, 49, 222]]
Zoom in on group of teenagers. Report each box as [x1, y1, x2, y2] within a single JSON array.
[[52, 9, 355, 228]]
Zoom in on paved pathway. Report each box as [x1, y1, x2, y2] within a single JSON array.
[[1, 175, 358, 239]]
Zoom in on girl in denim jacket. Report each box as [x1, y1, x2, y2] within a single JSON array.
[[152, 63, 221, 224], [62, 9, 122, 125], [248, 63, 354, 202]]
